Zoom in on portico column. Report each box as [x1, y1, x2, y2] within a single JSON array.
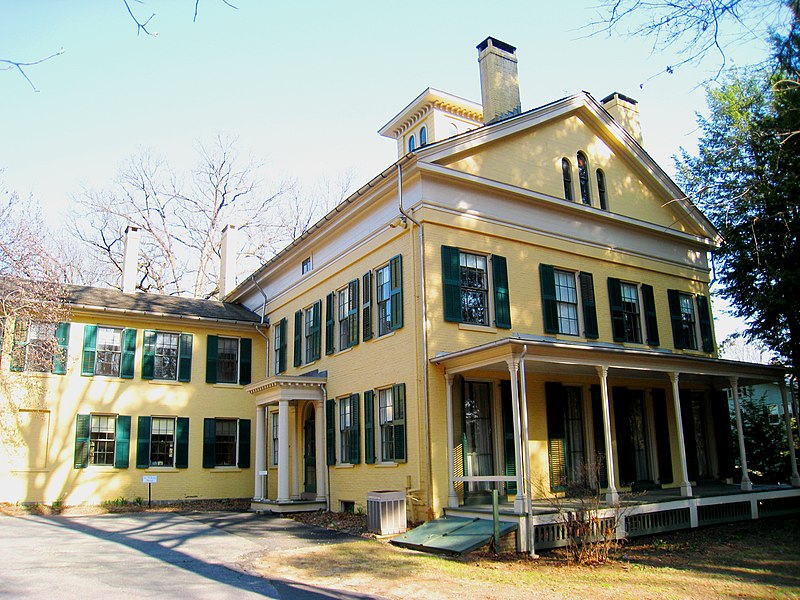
[[668, 373, 693, 497], [445, 372, 458, 508], [507, 358, 526, 512], [277, 399, 291, 502], [779, 381, 800, 487], [730, 377, 753, 491], [255, 405, 266, 499], [596, 366, 618, 505], [315, 399, 327, 502]]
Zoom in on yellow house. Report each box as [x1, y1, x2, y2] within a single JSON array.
[[2, 37, 798, 552]]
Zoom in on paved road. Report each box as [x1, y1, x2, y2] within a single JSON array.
[[0, 511, 380, 599]]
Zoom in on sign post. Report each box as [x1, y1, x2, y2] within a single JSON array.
[[142, 475, 157, 507]]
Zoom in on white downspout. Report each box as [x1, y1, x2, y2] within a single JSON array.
[[397, 163, 434, 518], [322, 383, 331, 511]]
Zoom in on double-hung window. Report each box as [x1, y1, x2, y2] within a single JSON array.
[[142, 331, 193, 381], [304, 302, 321, 363], [74, 413, 131, 469], [376, 263, 392, 335], [217, 337, 239, 383], [135, 416, 189, 469], [609, 279, 659, 345], [274, 319, 287, 374], [364, 255, 403, 339], [378, 385, 406, 462], [96, 327, 123, 376], [202, 417, 251, 468], [90, 415, 117, 466], [619, 282, 642, 343], [149, 417, 176, 467], [10, 320, 69, 374], [338, 280, 359, 351], [554, 269, 579, 335], [442, 247, 511, 329], [206, 335, 251, 385], [667, 290, 714, 352], [338, 394, 359, 464], [81, 325, 136, 378], [540, 265, 598, 338], [271, 412, 279, 466]]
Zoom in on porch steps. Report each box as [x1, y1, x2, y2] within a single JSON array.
[[390, 516, 517, 555]]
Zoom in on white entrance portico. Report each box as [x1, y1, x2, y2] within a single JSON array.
[[246, 375, 328, 513]]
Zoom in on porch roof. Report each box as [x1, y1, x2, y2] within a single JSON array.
[[430, 335, 787, 388], [245, 374, 327, 406]]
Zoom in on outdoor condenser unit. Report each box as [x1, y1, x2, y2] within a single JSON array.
[[367, 490, 407, 535]]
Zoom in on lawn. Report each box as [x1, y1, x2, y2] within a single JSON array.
[[252, 515, 800, 599]]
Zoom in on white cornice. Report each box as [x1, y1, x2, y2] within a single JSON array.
[[378, 88, 483, 139]]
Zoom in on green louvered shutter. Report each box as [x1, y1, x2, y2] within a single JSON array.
[[74, 414, 90, 468], [442, 246, 462, 322], [310, 301, 321, 361], [278, 319, 287, 373], [539, 264, 559, 334], [364, 390, 375, 464], [239, 338, 252, 385], [492, 254, 511, 329], [294, 310, 303, 367], [136, 416, 151, 468], [607, 278, 626, 342], [114, 415, 131, 468], [142, 330, 156, 380], [349, 278, 360, 347], [500, 384, 517, 494], [325, 293, 335, 354], [81, 325, 97, 376], [545, 382, 566, 490], [203, 418, 216, 468], [238, 419, 251, 468], [696, 295, 714, 353], [641, 284, 660, 346], [178, 333, 193, 382], [52, 322, 70, 375], [389, 254, 403, 330], [120, 328, 137, 379], [175, 417, 190, 468], [206, 335, 218, 383], [362, 272, 373, 341], [9, 319, 26, 372], [349, 393, 360, 464], [392, 383, 406, 462], [326, 399, 336, 465], [579, 272, 598, 339], [667, 289, 685, 349]]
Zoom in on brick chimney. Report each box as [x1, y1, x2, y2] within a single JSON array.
[[601, 92, 643, 144], [477, 37, 522, 125], [219, 224, 239, 299], [121, 225, 141, 294]]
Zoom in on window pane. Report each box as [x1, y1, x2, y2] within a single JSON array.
[[26, 321, 55, 372], [150, 417, 175, 467], [215, 419, 237, 466], [95, 327, 122, 377], [459, 252, 488, 325], [554, 270, 579, 335], [217, 337, 239, 383], [90, 415, 116, 466], [376, 264, 392, 336], [154, 332, 179, 380]]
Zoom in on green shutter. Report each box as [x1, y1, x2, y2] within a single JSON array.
[[178, 333, 193, 382], [539, 264, 559, 334], [667, 289, 685, 349], [52, 322, 70, 375], [363, 272, 373, 341], [392, 383, 407, 462], [175, 417, 189, 469], [579, 272, 598, 339], [641, 284, 660, 346], [294, 310, 303, 367], [389, 254, 404, 330], [81, 324, 97, 376], [278, 318, 287, 373], [349, 278, 360, 347], [500, 384, 517, 494], [136, 416, 151, 468], [545, 382, 567, 490], [696, 295, 714, 353], [142, 330, 156, 380], [74, 414, 90, 468], [120, 328, 137, 379], [10, 318, 28, 372], [325, 292, 335, 355], [114, 415, 131, 468], [492, 254, 511, 329], [206, 335, 218, 383], [607, 278, 626, 342], [238, 419, 251, 468], [364, 390, 375, 464], [239, 338, 252, 385], [349, 393, 360, 464], [442, 246, 462, 322], [203, 418, 216, 468], [326, 398, 336, 465], [310, 301, 321, 361]]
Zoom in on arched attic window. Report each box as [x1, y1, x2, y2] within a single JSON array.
[[420, 126, 428, 146], [562, 158, 574, 201], [408, 135, 416, 152], [596, 169, 608, 210], [577, 152, 591, 206]]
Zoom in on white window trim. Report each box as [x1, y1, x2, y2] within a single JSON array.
[[553, 268, 582, 337]]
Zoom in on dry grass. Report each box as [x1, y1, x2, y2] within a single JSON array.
[[0, 498, 251, 517]]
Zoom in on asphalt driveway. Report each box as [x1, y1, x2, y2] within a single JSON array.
[[0, 511, 380, 599]]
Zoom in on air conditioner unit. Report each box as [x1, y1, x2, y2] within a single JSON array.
[[367, 490, 407, 535]]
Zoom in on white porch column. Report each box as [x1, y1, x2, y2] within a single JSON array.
[[730, 377, 753, 491], [255, 405, 266, 499], [290, 405, 299, 499], [596, 366, 618, 505], [315, 399, 327, 502], [668, 372, 693, 497], [277, 399, 291, 502], [507, 358, 526, 512], [445, 372, 459, 508], [779, 381, 800, 487]]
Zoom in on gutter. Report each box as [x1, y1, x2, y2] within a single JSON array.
[[69, 303, 261, 327]]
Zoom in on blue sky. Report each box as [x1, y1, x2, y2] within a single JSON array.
[[0, 0, 775, 341]]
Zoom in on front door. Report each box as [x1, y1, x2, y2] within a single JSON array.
[[303, 408, 316, 495], [462, 381, 494, 502]]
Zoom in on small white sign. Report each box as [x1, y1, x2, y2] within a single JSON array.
[[142, 475, 157, 484]]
